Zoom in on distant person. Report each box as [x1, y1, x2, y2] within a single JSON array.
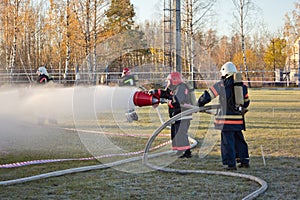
[[197, 62, 250, 170], [119, 67, 138, 122], [119, 67, 138, 87], [36, 66, 57, 125], [36, 66, 52, 84], [148, 72, 195, 158]]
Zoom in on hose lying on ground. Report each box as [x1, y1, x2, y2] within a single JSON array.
[[0, 105, 267, 200], [143, 105, 268, 200]]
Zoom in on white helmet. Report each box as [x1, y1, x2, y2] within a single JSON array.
[[37, 66, 48, 76], [220, 62, 237, 76]]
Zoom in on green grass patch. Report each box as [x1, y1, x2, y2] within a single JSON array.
[[0, 89, 299, 199]]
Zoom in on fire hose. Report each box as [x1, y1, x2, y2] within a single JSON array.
[[0, 92, 267, 199], [143, 105, 268, 200]]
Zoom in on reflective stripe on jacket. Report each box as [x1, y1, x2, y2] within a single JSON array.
[[198, 75, 250, 131]]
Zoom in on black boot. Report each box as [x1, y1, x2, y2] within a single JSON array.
[[238, 163, 250, 168], [179, 149, 192, 158]]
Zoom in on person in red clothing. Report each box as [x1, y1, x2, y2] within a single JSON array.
[[36, 66, 52, 84], [149, 72, 194, 158], [198, 62, 250, 170]]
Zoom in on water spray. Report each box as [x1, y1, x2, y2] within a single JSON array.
[[0, 87, 267, 199]]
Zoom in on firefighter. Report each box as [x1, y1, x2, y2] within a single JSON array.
[[36, 66, 52, 84], [119, 67, 138, 122], [149, 72, 194, 158], [119, 67, 138, 86], [198, 62, 250, 170], [36, 66, 57, 125]]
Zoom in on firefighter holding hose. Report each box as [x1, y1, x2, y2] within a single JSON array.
[[148, 72, 195, 158], [119, 67, 139, 122], [198, 62, 250, 170]]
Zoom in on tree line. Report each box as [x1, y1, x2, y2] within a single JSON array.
[[0, 0, 299, 85]]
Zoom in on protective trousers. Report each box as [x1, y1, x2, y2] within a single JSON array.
[[171, 120, 191, 151], [221, 130, 249, 167]]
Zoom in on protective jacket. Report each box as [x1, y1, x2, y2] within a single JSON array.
[[198, 75, 250, 131], [155, 82, 193, 120], [119, 74, 137, 86], [37, 74, 52, 84]]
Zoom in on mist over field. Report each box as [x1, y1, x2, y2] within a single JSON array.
[[0, 85, 138, 154]]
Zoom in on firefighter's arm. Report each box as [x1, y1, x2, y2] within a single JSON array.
[[148, 88, 171, 99], [197, 90, 212, 107], [198, 82, 220, 107]]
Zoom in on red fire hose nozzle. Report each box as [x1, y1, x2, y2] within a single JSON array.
[[133, 91, 160, 107]]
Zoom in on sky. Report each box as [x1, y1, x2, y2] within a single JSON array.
[[131, 0, 296, 36]]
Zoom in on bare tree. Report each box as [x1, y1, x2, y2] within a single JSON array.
[[232, 0, 256, 87], [6, 0, 22, 82], [64, 0, 71, 82], [284, 1, 300, 43], [182, 0, 216, 81], [72, 0, 107, 84]]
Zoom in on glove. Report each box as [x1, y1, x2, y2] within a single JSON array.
[[160, 98, 168, 104], [241, 107, 248, 115], [198, 101, 206, 107], [148, 89, 156, 95], [198, 100, 206, 112]]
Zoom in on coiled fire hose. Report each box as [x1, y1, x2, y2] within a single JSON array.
[[143, 105, 268, 200], [0, 105, 267, 200]]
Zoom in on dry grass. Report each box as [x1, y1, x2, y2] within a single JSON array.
[[0, 89, 299, 199]]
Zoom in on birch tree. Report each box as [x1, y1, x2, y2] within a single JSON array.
[[284, 0, 300, 76], [20, 0, 40, 82], [232, 0, 256, 87], [182, 0, 216, 81], [72, 0, 107, 84], [284, 1, 300, 43], [0, 1, 14, 74], [0, 0, 22, 82]]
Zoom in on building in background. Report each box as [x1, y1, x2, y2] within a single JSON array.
[[285, 37, 300, 86]]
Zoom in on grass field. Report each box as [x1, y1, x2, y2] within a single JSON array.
[[0, 88, 299, 199]]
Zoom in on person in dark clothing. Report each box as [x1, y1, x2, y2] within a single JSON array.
[[198, 62, 250, 170], [119, 67, 138, 87], [149, 72, 194, 158], [36, 66, 57, 125], [36, 66, 52, 84], [119, 67, 138, 122]]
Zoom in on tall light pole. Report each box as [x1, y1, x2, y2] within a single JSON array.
[[175, 0, 182, 72], [298, 40, 300, 87]]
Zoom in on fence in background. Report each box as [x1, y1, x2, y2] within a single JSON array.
[[0, 69, 299, 88]]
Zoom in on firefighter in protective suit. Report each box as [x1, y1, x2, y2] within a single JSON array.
[[36, 66, 52, 84], [119, 67, 138, 122], [198, 62, 250, 170], [35, 66, 57, 125], [149, 72, 193, 158], [119, 67, 138, 87]]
